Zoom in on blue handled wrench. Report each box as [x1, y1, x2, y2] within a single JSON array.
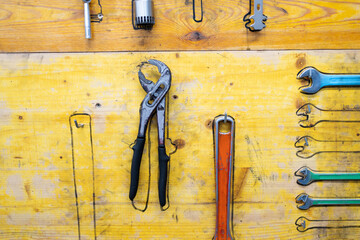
[[297, 67, 360, 94], [295, 167, 360, 186], [296, 193, 360, 210]]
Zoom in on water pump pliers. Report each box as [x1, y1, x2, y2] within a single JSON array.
[[129, 59, 171, 207]]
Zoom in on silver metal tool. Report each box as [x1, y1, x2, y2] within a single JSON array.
[[296, 193, 360, 210], [298, 67, 360, 94], [296, 216, 360, 232], [296, 103, 360, 128], [83, 0, 92, 39], [133, 0, 155, 29], [295, 167, 360, 186], [82, 0, 103, 39], [129, 60, 171, 207], [243, 0, 267, 31]]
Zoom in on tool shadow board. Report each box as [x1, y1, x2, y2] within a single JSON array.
[[0, 51, 360, 239], [0, 0, 359, 52]]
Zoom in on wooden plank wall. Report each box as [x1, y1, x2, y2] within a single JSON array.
[[0, 0, 359, 239], [0, 51, 360, 239], [0, 0, 359, 51]]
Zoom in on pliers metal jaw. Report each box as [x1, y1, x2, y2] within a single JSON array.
[[129, 59, 171, 207]]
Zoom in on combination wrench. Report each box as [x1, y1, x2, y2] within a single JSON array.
[[296, 193, 360, 210], [297, 67, 360, 94], [294, 136, 360, 159], [296, 103, 360, 128], [295, 167, 360, 186]]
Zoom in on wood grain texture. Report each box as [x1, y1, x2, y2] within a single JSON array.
[[0, 0, 359, 52], [0, 51, 360, 239]]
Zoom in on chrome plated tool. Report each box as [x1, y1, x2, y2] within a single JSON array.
[[296, 103, 360, 128], [213, 113, 235, 240], [132, 0, 155, 29], [296, 193, 360, 210], [296, 216, 360, 232], [83, 0, 92, 39], [295, 167, 360, 186], [294, 136, 360, 159], [82, 0, 103, 39], [129, 60, 171, 207], [297, 67, 360, 94], [243, 0, 267, 31]]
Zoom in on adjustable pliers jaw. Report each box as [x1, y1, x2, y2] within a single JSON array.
[[137, 60, 171, 138]]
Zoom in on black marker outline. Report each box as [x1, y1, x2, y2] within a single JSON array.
[[296, 216, 360, 232], [70, 113, 97, 240], [296, 103, 360, 128], [294, 136, 360, 159], [192, 0, 203, 22]]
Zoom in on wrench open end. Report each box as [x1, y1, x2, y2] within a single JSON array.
[[295, 167, 313, 186], [295, 104, 311, 118], [295, 217, 309, 232], [295, 136, 307, 148], [297, 67, 322, 94], [296, 103, 323, 128], [294, 136, 317, 159], [296, 104, 310, 127], [296, 193, 313, 210]]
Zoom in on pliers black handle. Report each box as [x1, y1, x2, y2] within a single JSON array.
[[129, 59, 171, 207]]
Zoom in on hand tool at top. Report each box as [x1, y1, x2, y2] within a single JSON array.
[[132, 0, 155, 29], [294, 136, 360, 159], [296, 103, 360, 128], [297, 67, 360, 94], [129, 59, 171, 207], [82, 0, 103, 39], [296, 193, 360, 210], [243, 0, 267, 31], [83, 0, 92, 39], [295, 216, 360, 232], [213, 113, 234, 240], [295, 167, 360, 186]]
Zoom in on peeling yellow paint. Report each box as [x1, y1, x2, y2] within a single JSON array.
[[0, 51, 359, 239]]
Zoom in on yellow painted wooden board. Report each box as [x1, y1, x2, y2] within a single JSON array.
[[0, 51, 360, 239], [0, 0, 359, 52]]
